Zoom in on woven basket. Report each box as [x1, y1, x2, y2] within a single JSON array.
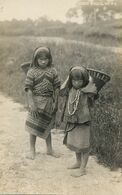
[[20, 61, 31, 74], [20, 63, 110, 92], [87, 68, 110, 92]]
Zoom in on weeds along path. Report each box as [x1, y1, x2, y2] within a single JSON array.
[[0, 92, 122, 194], [77, 41, 122, 54], [0, 36, 122, 54], [34, 36, 122, 54]]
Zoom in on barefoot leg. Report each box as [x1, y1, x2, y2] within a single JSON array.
[[46, 133, 59, 158], [68, 152, 81, 169], [80, 151, 89, 172], [26, 134, 36, 160], [71, 169, 86, 177], [71, 151, 89, 177]]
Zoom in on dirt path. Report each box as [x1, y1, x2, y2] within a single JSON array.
[[0, 93, 122, 195]]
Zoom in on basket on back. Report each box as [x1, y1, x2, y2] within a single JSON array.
[[87, 68, 110, 92], [20, 62, 110, 92], [20, 61, 31, 75]]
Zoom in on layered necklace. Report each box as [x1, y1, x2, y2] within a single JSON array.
[[68, 89, 81, 115]]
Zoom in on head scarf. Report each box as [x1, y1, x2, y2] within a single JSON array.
[[70, 66, 89, 88], [60, 66, 96, 96], [31, 46, 52, 67]]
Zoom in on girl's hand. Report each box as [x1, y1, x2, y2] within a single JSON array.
[[52, 102, 58, 114], [52, 88, 59, 114], [55, 117, 61, 128], [28, 103, 39, 118]]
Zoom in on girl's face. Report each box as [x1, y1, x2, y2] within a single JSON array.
[[71, 70, 84, 89], [72, 79, 83, 89], [37, 56, 49, 69]]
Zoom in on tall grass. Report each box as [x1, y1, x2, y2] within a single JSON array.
[[0, 36, 121, 168]]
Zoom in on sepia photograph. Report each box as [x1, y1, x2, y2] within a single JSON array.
[[0, 0, 122, 194]]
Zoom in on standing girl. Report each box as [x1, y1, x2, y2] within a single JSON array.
[[25, 46, 60, 159], [60, 66, 97, 177]]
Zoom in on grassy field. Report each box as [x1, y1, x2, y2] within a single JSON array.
[[0, 36, 121, 168], [0, 19, 122, 47], [68, 19, 122, 47]]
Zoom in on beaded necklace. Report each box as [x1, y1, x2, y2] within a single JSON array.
[[68, 89, 81, 115]]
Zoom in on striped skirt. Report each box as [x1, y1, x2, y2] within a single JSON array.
[[25, 96, 54, 139]]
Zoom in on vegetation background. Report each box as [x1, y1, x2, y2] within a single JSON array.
[[0, 0, 122, 169]]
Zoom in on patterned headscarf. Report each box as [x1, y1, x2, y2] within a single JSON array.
[[31, 46, 52, 67]]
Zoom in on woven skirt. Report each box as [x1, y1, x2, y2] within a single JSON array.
[[25, 96, 55, 139], [64, 123, 90, 152]]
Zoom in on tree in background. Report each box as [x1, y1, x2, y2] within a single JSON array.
[[66, 0, 122, 24], [0, 0, 4, 14]]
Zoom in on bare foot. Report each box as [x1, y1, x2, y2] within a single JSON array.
[[47, 151, 60, 158], [26, 151, 35, 160], [67, 163, 81, 169], [71, 170, 86, 177]]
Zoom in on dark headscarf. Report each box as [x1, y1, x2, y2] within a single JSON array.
[[60, 66, 90, 96], [69, 66, 89, 88], [31, 46, 52, 67]]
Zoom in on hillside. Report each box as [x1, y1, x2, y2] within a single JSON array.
[[0, 18, 122, 46]]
